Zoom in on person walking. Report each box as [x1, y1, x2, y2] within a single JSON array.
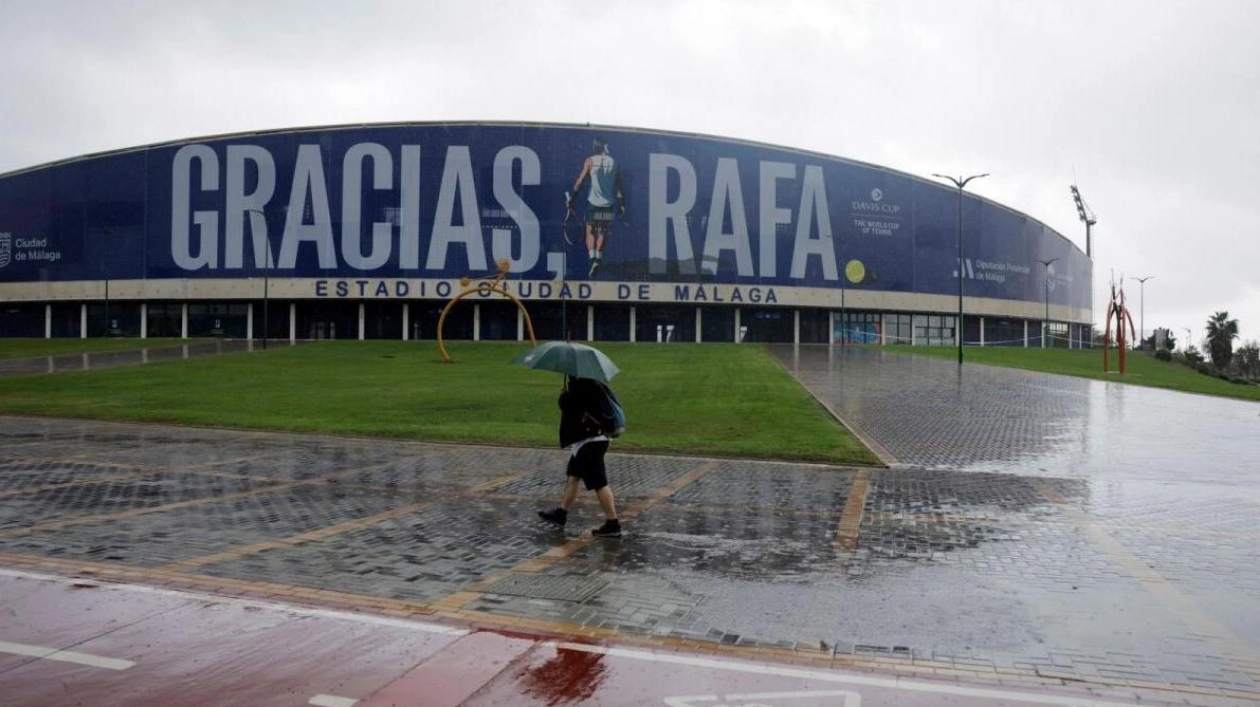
[[537, 375, 622, 537]]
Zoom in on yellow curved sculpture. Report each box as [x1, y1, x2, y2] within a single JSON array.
[[437, 259, 538, 362]]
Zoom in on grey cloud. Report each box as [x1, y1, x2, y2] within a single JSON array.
[[2, 0, 1257, 338]]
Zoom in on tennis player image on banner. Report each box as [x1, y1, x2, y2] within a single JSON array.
[[567, 137, 626, 278]]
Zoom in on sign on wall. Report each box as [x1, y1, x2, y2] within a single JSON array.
[[0, 123, 1090, 310]]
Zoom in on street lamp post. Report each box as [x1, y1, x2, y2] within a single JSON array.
[[561, 250, 568, 341], [1037, 258, 1060, 349], [839, 275, 846, 346], [246, 209, 273, 349], [1134, 275, 1154, 350], [932, 172, 989, 364], [101, 226, 110, 337], [838, 234, 846, 346]]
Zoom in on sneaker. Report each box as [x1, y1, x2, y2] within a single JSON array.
[[588, 259, 600, 277], [538, 507, 567, 528], [591, 519, 621, 537]]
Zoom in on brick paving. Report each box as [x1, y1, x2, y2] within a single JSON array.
[[1, 345, 1259, 705]]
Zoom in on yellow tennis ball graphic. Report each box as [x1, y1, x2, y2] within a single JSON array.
[[845, 259, 866, 284]]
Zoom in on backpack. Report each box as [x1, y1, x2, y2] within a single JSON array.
[[590, 381, 626, 438]]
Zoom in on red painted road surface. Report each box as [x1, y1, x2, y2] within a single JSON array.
[[0, 570, 1155, 707]]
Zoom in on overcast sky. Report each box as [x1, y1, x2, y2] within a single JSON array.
[[2, 0, 1257, 346]]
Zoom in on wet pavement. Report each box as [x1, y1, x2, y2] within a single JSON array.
[[0, 340, 302, 378], [0, 570, 1178, 707], [771, 345, 1260, 477], [1, 345, 1258, 706]]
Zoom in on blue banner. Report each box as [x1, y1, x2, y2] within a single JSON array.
[[0, 123, 1090, 309]]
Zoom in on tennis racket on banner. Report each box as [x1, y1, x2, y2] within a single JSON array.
[[562, 191, 583, 246]]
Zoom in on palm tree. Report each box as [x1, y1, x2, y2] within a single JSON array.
[[1236, 341, 1260, 380], [1205, 311, 1239, 370]]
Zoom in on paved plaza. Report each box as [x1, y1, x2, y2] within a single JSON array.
[[1, 345, 1258, 705]]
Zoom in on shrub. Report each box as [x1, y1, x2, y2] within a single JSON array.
[[1154, 349, 1172, 362]]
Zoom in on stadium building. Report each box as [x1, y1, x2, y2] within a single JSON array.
[[0, 122, 1091, 346]]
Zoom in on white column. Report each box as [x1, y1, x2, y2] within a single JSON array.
[[402, 303, 410, 340], [80, 304, 87, 338], [516, 308, 524, 341], [793, 309, 800, 344], [695, 308, 702, 343], [358, 303, 365, 340], [140, 304, 148, 339], [473, 304, 481, 340], [734, 308, 741, 343], [247, 303, 254, 341], [45, 304, 52, 339], [289, 303, 296, 342], [181, 303, 189, 339], [587, 305, 594, 341], [979, 316, 985, 347], [1023, 320, 1029, 348], [629, 307, 636, 342]]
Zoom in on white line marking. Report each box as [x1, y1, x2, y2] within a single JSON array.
[[0, 568, 468, 636], [555, 642, 1140, 707], [309, 695, 358, 707], [665, 689, 861, 706], [0, 640, 135, 670]]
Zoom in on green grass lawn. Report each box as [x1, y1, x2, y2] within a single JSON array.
[[0, 340, 880, 465], [0, 338, 190, 359], [900, 345, 1260, 401]]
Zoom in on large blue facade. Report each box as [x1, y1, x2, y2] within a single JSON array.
[[0, 122, 1089, 315]]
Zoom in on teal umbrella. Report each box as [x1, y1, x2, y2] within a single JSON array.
[[512, 341, 620, 382]]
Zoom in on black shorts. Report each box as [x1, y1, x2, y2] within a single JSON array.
[[566, 440, 610, 491], [586, 205, 614, 228]]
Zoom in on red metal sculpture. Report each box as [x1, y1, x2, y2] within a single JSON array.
[[1103, 280, 1137, 373]]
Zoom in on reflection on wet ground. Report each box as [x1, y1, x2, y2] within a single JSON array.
[[0, 345, 1258, 702], [771, 345, 1260, 477], [0, 340, 304, 378]]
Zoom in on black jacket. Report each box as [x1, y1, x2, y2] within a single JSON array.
[[558, 376, 606, 448]]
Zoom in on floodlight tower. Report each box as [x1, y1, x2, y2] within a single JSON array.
[[1070, 184, 1097, 258], [1071, 184, 1098, 347]]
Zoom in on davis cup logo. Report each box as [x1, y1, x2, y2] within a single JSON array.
[[0, 233, 11, 268], [870, 188, 883, 202]]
